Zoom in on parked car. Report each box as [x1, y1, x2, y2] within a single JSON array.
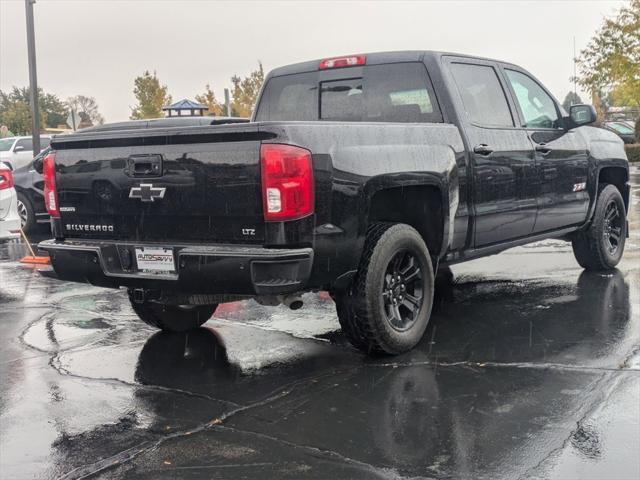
[[12, 147, 50, 233], [0, 135, 51, 171], [603, 121, 636, 144], [0, 162, 20, 241], [39, 51, 629, 355]]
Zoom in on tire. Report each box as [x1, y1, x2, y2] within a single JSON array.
[[572, 184, 627, 271], [128, 290, 217, 332], [336, 223, 435, 355], [16, 192, 36, 233]]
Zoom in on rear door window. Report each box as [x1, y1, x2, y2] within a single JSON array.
[[256, 62, 442, 123], [449, 63, 514, 127], [16, 138, 33, 151]]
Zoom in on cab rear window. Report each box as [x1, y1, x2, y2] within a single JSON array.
[[255, 62, 442, 123]]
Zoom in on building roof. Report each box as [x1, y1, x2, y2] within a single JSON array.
[[162, 99, 207, 111]]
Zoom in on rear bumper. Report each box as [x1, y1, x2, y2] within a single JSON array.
[[39, 239, 313, 295], [0, 219, 20, 241], [0, 190, 21, 241]]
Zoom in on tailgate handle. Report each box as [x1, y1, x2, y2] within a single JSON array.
[[128, 155, 163, 177]]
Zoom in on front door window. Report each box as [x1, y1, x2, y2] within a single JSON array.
[[505, 70, 560, 129]]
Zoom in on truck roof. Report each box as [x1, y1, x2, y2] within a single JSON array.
[[267, 50, 516, 77]]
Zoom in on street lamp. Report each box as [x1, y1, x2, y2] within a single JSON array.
[[25, 0, 40, 154]]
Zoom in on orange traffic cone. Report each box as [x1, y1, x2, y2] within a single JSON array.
[[19, 228, 50, 265]]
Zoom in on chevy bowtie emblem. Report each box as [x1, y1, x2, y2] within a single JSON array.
[[129, 184, 166, 202]]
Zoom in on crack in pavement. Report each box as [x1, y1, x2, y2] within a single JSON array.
[[15, 307, 242, 409], [158, 461, 287, 471], [55, 370, 350, 480], [516, 371, 623, 480], [367, 358, 640, 374], [58, 441, 157, 480], [47, 349, 244, 409], [211, 424, 436, 480]]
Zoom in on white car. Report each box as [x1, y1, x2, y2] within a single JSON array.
[[0, 136, 51, 171], [0, 162, 20, 241]]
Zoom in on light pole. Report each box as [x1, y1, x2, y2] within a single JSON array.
[[25, 0, 40, 153], [224, 88, 231, 117]]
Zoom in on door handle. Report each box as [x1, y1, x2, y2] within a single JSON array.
[[535, 143, 553, 155], [127, 154, 163, 177], [473, 144, 494, 155]]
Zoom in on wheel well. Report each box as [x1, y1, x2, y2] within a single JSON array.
[[368, 185, 444, 256], [599, 167, 629, 210]]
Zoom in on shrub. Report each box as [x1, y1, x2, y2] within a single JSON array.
[[625, 144, 640, 163]]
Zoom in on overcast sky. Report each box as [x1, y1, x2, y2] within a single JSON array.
[[0, 0, 627, 123]]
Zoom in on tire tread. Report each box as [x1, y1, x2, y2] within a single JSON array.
[[337, 223, 433, 355], [572, 184, 626, 271]]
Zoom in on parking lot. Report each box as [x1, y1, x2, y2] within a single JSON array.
[[0, 167, 638, 480]]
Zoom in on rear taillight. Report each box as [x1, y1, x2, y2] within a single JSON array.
[[260, 144, 314, 221], [319, 54, 365, 70], [43, 151, 60, 217], [0, 167, 14, 190]]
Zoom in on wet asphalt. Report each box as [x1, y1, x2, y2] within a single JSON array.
[[1, 169, 639, 480]]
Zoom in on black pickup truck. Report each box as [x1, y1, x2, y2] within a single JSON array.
[[39, 51, 630, 355]]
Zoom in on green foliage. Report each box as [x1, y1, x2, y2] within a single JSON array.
[[230, 62, 264, 118], [2, 101, 37, 135], [66, 95, 105, 127], [130, 71, 172, 120], [0, 86, 62, 135], [195, 84, 224, 116], [625, 143, 640, 162], [576, 0, 640, 108], [562, 91, 584, 111]]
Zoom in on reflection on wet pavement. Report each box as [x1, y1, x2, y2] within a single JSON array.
[[1, 168, 639, 479]]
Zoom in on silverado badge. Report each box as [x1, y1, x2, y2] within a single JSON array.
[[129, 184, 166, 202]]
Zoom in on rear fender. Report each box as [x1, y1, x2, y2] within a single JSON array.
[[363, 173, 453, 259]]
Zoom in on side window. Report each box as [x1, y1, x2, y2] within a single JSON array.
[[450, 63, 514, 127], [15, 138, 33, 151], [255, 73, 319, 121], [505, 70, 560, 129], [77, 162, 101, 173]]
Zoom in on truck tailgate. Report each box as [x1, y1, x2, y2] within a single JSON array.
[[51, 124, 273, 243]]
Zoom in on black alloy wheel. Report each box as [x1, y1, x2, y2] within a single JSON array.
[[382, 250, 424, 332], [602, 201, 623, 255]]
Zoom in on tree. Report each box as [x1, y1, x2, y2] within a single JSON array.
[[576, 0, 640, 113], [561, 91, 584, 111], [1, 101, 45, 135], [66, 95, 105, 127], [195, 84, 224, 116], [0, 86, 63, 134], [130, 71, 172, 120], [230, 62, 264, 118]]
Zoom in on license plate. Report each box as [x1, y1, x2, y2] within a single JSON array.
[[134, 247, 176, 273]]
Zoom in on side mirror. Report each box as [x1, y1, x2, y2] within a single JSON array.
[[13, 145, 25, 152], [567, 104, 597, 129], [33, 157, 43, 174]]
